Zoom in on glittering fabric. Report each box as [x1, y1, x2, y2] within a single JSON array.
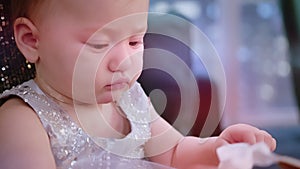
[[0, 80, 173, 169]]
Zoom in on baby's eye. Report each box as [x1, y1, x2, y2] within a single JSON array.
[[86, 43, 109, 50], [129, 40, 143, 48]]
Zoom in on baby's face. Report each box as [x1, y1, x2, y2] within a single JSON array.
[[34, 0, 149, 103]]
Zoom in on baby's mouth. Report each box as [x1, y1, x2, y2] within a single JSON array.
[[105, 82, 128, 90], [105, 78, 130, 90]]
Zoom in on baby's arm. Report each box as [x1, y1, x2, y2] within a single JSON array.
[[0, 98, 56, 169], [145, 105, 276, 168], [145, 106, 226, 168]]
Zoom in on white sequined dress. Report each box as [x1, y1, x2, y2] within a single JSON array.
[[0, 80, 174, 169]]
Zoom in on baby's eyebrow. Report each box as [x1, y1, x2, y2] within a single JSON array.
[[102, 26, 148, 36], [79, 24, 148, 43], [82, 25, 147, 36], [134, 26, 148, 34]]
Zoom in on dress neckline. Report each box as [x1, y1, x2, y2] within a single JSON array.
[[27, 79, 134, 141]]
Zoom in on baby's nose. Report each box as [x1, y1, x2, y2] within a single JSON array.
[[108, 42, 133, 72]]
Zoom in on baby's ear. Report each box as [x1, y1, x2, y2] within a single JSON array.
[[13, 17, 39, 63]]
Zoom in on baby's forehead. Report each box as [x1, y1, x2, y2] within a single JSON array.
[[44, 0, 148, 23], [33, 0, 149, 33], [80, 14, 148, 43], [58, 0, 148, 15]]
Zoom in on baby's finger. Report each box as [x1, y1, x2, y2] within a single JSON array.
[[259, 130, 276, 150], [256, 130, 277, 151], [262, 133, 277, 151], [267, 137, 277, 151], [254, 131, 266, 143]]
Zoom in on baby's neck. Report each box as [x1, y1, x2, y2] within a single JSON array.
[[34, 78, 74, 105], [72, 103, 131, 139]]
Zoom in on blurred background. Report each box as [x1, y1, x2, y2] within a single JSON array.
[[141, 0, 300, 168], [1, 0, 300, 168], [145, 0, 299, 128]]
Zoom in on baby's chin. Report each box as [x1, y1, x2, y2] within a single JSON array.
[[72, 89, 128, 105], [95, 88, 130, 104]]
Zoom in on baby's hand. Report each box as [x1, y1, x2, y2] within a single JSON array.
[[219, 124, 276, 151]]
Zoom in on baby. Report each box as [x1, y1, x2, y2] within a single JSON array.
[[0, 0, 276, 169]]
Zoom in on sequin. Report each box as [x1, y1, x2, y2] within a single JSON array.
[[0, 80, 165, 169]]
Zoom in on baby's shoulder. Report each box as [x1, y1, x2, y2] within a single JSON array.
[[0, 97, 47, 140], [0, 97, 56, 168], [0, 97, 36, 119]]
